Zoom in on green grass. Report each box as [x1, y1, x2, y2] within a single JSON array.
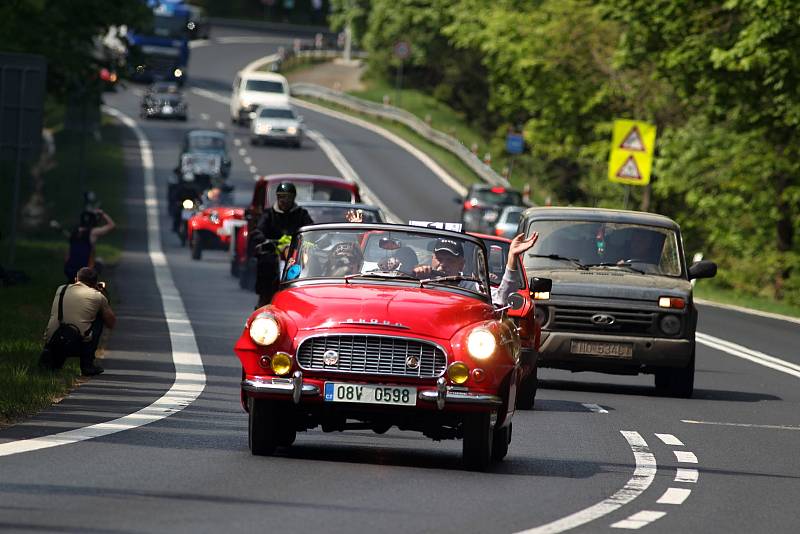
[[0, 117, 127, 426], [694, 282, 800, 319]]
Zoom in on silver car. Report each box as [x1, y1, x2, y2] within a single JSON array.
[[249, 105, 303, 148], [493, 205, 525, 238]]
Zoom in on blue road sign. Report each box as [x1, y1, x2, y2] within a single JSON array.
[[506, 133, 525, 155]]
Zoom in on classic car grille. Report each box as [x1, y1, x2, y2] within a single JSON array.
[[297, 335, 447, 378], [551, 305, 655, 335]]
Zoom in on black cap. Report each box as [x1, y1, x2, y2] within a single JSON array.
[[276, 182, 296, 196], [433, 238, 463, 257]]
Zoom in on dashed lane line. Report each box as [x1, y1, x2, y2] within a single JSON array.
[[200, 113, 210, 121], [515, 431, 656, 534], [249, 165, 258, 174], [238, 148, 247, 156], [656, 487, 692, 505], [243, 156, 252, 165], [674, 450, 698, 464], [611, 511, 667, 530], [0, 106, 206, 458], [215, 120, 225, 130], [655, 433, 684, 446], [675, 468, 699, 483]]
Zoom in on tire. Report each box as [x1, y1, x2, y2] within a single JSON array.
[[491, 423, 511, 462], [248, 398, 278, 456], [230, 256, 240, 277], [462, 413, 493, 471], [250, 137, 258, 146], [239, 261, 254, 290], [516, 371, 538, 410], [654, 350, 695, 398], [190, 232, 202, 260]]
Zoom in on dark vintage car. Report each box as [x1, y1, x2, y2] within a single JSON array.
[[234, 224, 542, 470], [176, 130, 231, 187], [141, 82, 188, 120], [460, 185, 524, 234], [518, 207, 717, 397]]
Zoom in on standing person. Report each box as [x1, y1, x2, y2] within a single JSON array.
[[41, 267, 116, 376], [251, 182, 313, 306], [63, 208, 116, 283]]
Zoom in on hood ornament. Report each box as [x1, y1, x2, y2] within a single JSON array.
[[591, 314, 616, 325], [323, 350, 339, 366]]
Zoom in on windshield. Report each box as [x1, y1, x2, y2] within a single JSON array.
[[470, 188, 522, 206], [258, 108, 295, 119], [302, 205, 382, 223], [266, 182, 355, 205], [153, 13, 190, 39], [523, 220, 682, 276], [245, 80, 285, 93], [188, 135, 225, 151], [284, 228, 490, 297]]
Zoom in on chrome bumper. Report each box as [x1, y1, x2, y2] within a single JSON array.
[[242, 371, 319, 404], [418, 378, 503, 408]]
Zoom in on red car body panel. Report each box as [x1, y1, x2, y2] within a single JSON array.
[[187, 206, 245, 249]]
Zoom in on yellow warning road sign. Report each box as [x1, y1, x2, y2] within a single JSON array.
[[609, 119, 656, 185]]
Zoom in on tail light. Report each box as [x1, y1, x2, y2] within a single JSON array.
[[463, 199, 478, 210], [494, 228, 503, 236]]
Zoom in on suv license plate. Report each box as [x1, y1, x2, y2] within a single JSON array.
[[571, 340, 633, 359], [324, 383, 416, 406]]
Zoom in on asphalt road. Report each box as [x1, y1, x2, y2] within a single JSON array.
[[1, 26, 799, 534]]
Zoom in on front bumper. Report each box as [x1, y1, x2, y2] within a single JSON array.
[[242, 372, 502, 410], [252, 131, 302, 143]]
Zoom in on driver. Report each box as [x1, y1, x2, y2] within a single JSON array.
[[413, 233, 538, 306], [323, 241, 363, 277]]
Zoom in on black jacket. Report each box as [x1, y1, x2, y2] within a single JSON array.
[[254, 204, 314, 242]]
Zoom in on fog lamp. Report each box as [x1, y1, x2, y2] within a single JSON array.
[[533, 306, 548, 326], [447, 362, 470, 384], [471, 368, 485, 383], [270, 352, 292, 376], [259, 355, 271, 369], [659, 314, 682, 336]]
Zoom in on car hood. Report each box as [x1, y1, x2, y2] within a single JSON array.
[[274, 284, 494, 341], [537, 269, 692, 301]]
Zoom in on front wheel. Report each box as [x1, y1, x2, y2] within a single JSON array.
[[462, 413, 493, 471], [516, 371, 538, 410], [491, 423, 511, 462], [248, 398, 278, 456], [654, 350, 695, 398], [190, 233, 202, 260]]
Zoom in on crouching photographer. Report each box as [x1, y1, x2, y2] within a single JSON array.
[[39, 267, 116, 376]]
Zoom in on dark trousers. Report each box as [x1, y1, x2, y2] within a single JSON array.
[[80, 315, 105, 369]]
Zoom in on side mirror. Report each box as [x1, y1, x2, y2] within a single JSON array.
[[688, 260, 717, 280], [530, 277, 552, 293], [506, 291, 531, 318]]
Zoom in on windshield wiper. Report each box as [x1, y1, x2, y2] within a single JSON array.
[[584, 262, 646, 275], [528, 253, 588, 270], [418, 275, 483, 288], [343, 271, 418, 283]]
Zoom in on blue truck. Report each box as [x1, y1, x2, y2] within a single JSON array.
[[127, 0, 191, 85]]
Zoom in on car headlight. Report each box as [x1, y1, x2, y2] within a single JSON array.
[[659, 314, 682, 336], [249, 313, 280, 346], [182, 199, 195, 210], [466, 328, 496, 360], [174, 68, 183, 78], [287, 126, 298, 135]]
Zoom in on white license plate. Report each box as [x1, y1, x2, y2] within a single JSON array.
[[181, 209, 194, 220], [324, 382, 416, 406], [571, 340, 633, 359]]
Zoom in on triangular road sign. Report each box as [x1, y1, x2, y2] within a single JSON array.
[[615, 155, 642, 180], [619, 126, 646, 152]]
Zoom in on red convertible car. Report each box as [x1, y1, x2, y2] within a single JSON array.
[[187, 205, 245, 260], [233, 174, 361, 285], [234, 223, 550, 470]]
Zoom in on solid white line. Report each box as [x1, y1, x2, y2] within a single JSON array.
[[674, 468, 699, 483], [292, 97, 468, 197], [304, 128, 401, 223], [611, 511, 667, 530], [674, 451, 698, 464], [217, 36, 287, 45], [242, 53, 282, 74], [682, 419, 800, 431], [0, 106, 206, 458], [515, 431, 657, 534], [655, 433, 684, 447], [581, 403, 608, 414], [696, 298, 800, 326], [657, 487, 691, 505], [696, 332, 800, 379]]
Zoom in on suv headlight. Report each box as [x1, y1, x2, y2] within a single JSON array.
[[466, 328, 496, 360], [249, 313, 280, 346], [659, 314, 681, 336], [287, 126, 298, 135]]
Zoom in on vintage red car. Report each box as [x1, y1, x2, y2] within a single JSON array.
[[233, 174, 362, 285], [234, 223, 548, 470], [471, 232, 542, 409], [187, 205, 245, 260]]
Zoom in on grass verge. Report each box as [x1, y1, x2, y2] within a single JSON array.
[[0, 115, 127, 426], [694, 282, 800, 319]]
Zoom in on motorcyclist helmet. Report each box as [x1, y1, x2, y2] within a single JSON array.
[[276, 182, 297, 197]]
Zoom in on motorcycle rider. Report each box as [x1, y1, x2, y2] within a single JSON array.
[[251, 182, 313, 306]]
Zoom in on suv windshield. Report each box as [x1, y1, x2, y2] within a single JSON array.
[[284, 228, 490, 297], [524, 220, 682, 276], [245, 80, 285, 93]]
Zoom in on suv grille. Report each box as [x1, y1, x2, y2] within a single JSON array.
[[297, 335, 447, 378], [551, 306, 655, 335]]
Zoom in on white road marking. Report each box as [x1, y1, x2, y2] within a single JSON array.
[[581, 403, 608, 414], [305, 128, 401, 223], [655, 433, 684, 446], [0, 106, 206, 458], [611, 511, 667, 530], [242, 53, 282, 74], [233, 138, 242, 146], [675, 468, 699, 483], [188, 39, 210, 49], [243, 156, 252, 165], [696, 331, 800, 379], [249, 165, 258, 174], [657, 487, 691, 505], [293, 98, 468, 197], [215, 121, 225, 130], [253, 174, 260, 181], [682, 419, 800, 431], [200, 113, 210, 121], [696, 298, 800, 326], [189, 87, 230, 106], [217, 36, 288, 45], [238, 148, 247, 156], [674, 451, 698, 463], [515, 431, 657, 534]]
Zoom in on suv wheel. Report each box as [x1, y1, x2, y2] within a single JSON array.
[[655, 350, 695, 398]]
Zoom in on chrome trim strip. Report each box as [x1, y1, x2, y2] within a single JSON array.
[[242, 378, 320, 397], [418, 388, 503, 406], [436, 377, 447, 411], [296, 332, 449, 378]]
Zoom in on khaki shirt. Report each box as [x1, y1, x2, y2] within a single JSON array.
[[44, 282, 109, 342]]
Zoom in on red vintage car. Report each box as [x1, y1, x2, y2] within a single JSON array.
[[233, 174, 361, 285], [234, 223, 549, 470], [187, 205, 245, 260], [471, 232, 542, 409]]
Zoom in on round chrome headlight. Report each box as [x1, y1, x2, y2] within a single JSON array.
[[466, 328, 496, 360], [659, 314, 681, 336], [249, 313, 280, 346], [182, 199, 194, 210]]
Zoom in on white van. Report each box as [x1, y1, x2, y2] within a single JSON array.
[[230, 71, 290, 125]]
